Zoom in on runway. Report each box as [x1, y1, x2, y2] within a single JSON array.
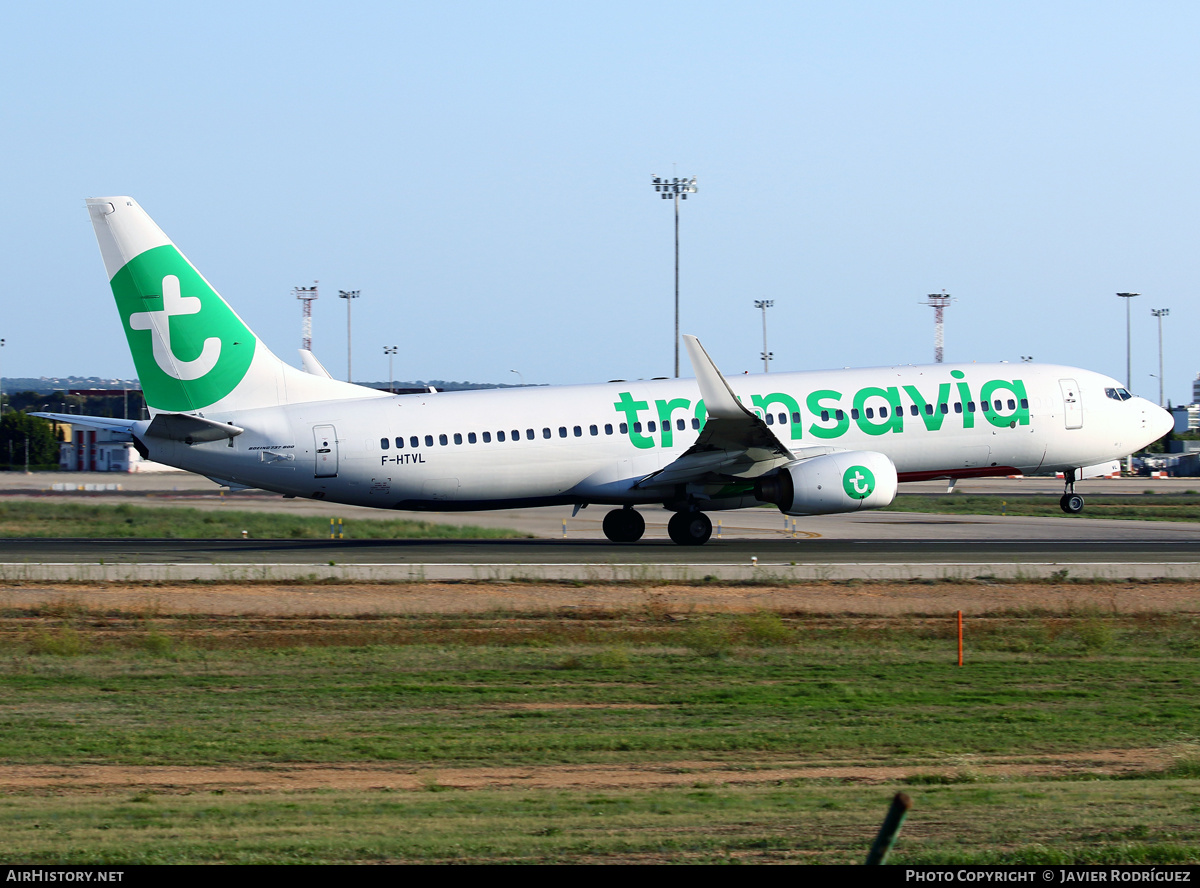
[[1, 472, 1197, 580]]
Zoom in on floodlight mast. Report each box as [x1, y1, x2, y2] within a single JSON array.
[[339, 289, 360, 382], [1117, 293, 1139, 391], [384, 345, 398, 394], [1151, 308, 1169, 407], [755, 299, 774, 372], [652, 174, 698, 377]]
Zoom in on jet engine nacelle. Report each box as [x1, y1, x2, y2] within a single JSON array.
[[754, 450, 898, 516]]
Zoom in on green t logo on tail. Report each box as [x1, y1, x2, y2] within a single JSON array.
[[842, 465, 875, 499], [110, 245, 255, 411]]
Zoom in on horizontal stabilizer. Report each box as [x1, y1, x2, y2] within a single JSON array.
[[145, 413, 243, 443], [29, 413, 137, 434]]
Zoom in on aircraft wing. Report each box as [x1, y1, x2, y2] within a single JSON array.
[[634, 335, 797, 488], [30, 413, 138, 434]]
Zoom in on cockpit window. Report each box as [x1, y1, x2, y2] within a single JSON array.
[[1105, 387, 1132, 401]]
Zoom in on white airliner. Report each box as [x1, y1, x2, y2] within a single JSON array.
[[36, 197, 1174, 545]]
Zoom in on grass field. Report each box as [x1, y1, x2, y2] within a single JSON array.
[[1, 599, 1197, 863], [887, 492, 1200, 521], [0, 501, 529, 539]]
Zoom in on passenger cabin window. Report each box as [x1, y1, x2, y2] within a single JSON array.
[[605, 423, 614, 435], [966, 402, 975, 413], [380, 438, 389, 449], [648, 421, 656, 432], [835, 410, 845, 421], [633, 422, 642, 433], [691, 418, 700, 429], [543, 428, 551, 439], [395, 437, 404, 449], [453, 433, 463, 445], [910, 405, 919, 416], [497, 431, 505, 442], [467, 432, 477, 443], [410, 436, 419, 448], [439, 434, 448, 445], [676, 419, 685, 431], [939, 404, 948, 415], [954, 403, 962, 414], [558, 426, 567, 438], [590, 425, 598, 436], [821, 410, 829, 422], [526, 429, 535, 440], [850, 409, 860, 420], [574, 426, 582, 437], [765, 413, 774, 425], [482, 432, 491, 443], [620, 422, 628, 434], [425, 435, 434, 447], [865, 408, 874, 419]]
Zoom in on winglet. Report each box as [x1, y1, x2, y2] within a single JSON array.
[[683, 334, 752, 420]]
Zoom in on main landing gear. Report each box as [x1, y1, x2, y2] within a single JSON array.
[[1060, 469, 1084, 514], [602, 507, 645, 543], [600, 507, 714, 545], [667, 509, 713, 546]]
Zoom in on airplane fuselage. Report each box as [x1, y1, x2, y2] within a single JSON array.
[[138, 361, 1164, 513]]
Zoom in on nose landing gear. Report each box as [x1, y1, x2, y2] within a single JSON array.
[[1060, 469, 1084, 514], [1060, 493, 1085, 514]]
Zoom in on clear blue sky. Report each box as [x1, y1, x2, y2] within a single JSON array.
[[2, 1, 1196, 403]]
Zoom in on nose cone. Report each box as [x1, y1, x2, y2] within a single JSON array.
[[1150, 402, 1175, 439]]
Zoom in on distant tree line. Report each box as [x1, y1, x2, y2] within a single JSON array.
[[0, 412, 60, 470]]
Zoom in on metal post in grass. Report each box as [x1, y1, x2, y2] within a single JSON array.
[[866, 792, 912, 864], [957, 610, 963, 667]]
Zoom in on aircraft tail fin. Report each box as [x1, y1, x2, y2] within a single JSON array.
[[86, 197, 384, 415]]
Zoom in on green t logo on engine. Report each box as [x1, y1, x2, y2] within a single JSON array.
[[842, 465, 875, 499]]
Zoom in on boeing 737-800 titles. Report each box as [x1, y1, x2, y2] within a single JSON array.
[[35, 197, 1174, 545]]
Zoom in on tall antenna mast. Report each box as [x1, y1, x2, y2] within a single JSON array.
[[294, 282, 319, 351], [921, 291, 953, 363]]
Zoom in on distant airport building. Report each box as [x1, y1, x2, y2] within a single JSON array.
[[57, 427, 176, 473], [1171, 404, 1199, 433]]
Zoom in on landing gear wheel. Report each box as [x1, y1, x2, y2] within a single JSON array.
[[603, 508, 645, 543], [667, 510, 713, 546], [1060, 493, 1085, 514]]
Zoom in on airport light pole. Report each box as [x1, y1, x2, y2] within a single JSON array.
[[755, 299, 774, 372], [1117, 292, 1139, 391], [0, 338, 5, 417], [1152, 308, 1169, 407], [339, 290, 360, 382], [652, 174, 698, 377], [384, 345, 398, 394]]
